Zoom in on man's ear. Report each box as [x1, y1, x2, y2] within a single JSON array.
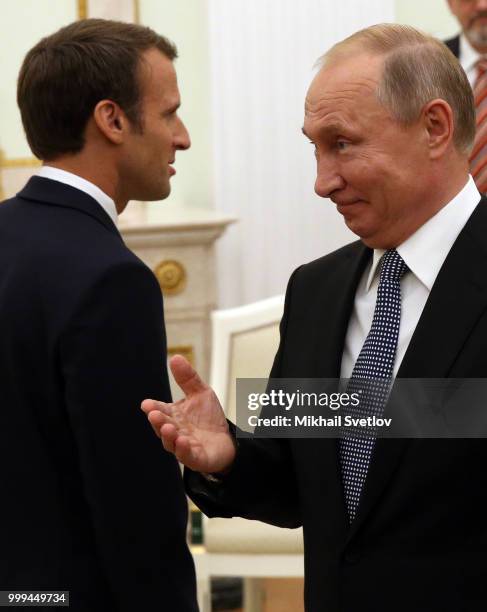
[[93, 99, 128, 145], [422, 98, 454, 159]]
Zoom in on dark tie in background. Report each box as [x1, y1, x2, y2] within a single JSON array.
[[470, 57, 487, 193], [339, 249, 408, 521]]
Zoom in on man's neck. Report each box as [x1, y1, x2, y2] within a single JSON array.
[[43, 159, 127, 213], [364, 168, 471, 250]]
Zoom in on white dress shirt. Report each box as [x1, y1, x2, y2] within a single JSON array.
[[458, 33, 481, 87], [35, 166, 118, 227], [340, 176, 481, 379]]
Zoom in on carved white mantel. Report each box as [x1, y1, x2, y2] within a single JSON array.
[[121, 208, 236, 399]]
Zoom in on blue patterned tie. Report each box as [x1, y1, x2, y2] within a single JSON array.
[[340, 249, 408, 521]]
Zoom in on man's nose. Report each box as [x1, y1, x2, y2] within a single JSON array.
[[175, 117, 191, 151], [475, 0, 487, 11], [314, 160, 345, 198]]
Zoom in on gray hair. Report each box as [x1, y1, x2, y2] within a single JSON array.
[[318, 23, 475, 154]]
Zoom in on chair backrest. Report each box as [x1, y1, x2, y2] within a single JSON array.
[[210, 295, 284, 421]]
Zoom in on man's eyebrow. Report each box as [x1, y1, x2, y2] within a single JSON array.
[[301, 123, 347, 139]]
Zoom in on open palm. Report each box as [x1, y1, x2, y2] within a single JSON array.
[[141, 355, 236, 474]]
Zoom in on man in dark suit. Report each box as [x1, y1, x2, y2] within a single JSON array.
[[1, 19, 197, 611], [142, 24, 485, 612], [446, 0, 487, 191]]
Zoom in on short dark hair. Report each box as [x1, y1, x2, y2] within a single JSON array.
[[17, 18, 177, 160]]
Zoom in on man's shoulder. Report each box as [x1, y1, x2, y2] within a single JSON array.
[[5, 177, 119, 248], [292, 239, 366, 284], [2, 190, 125, 260], [0, 192, 156, 297]]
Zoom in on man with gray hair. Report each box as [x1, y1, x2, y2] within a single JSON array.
[[143, 24, 487, 611]]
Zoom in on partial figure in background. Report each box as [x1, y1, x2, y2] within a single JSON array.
[[446, 0, 487, 191], [0, 18, 196, 611]]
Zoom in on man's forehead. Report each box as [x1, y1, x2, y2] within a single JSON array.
[[139, 48, 179, 103], [140, 48, 176, 86], [306, 54, 382, 106], [305, 77, 377, 112], [304, 78, 380, 129], [302, 56, 388, 136]]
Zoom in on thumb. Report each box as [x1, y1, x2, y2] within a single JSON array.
[[170, 354, 208, 396]]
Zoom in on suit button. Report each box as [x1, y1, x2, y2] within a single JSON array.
[[344, 550, 361, 564]]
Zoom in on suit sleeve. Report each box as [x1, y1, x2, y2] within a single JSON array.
[[185, 267, 303, 529], [60, 261, 197, 612]]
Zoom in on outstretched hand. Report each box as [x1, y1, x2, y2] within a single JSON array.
[[141, 355, 236, 474]]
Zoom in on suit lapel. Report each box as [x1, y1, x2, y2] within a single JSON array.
[[304, 242, 371, 536], [397, 200, 487, 378], [348, 199, 487, 540], [17, 176, 121, 239], [313, 242, 371, 378]]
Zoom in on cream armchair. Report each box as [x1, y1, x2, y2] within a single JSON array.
[[193, 295, 304, 612]]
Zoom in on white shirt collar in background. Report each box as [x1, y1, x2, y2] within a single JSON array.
[[35, 166, 118, 227], [365, 175, 481, 292]]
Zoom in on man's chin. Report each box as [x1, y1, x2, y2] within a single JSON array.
[[343, 221, 391, 249], [137, 184, 171, 203], [343, 216, 369, 240]]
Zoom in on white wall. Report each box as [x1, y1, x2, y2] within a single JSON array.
[[138, 0, 213, 210], [394, 0, 459, 38], [0, 1, 77, 160]]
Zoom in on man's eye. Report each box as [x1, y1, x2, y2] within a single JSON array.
[[337, 140, 349, 150]]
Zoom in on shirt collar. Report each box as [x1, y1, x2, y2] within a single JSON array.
[[459, 32, 482, 75], [35, 166, 118, 227], [365, 175, 481, 292]]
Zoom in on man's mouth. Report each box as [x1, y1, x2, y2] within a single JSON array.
[[333, 198, 363, 207]]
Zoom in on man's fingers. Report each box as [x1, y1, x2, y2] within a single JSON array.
[[174, 435, 199, 469], [141, 398, 168, 415], [160, 423, 178, 453], [146, 409, 177, 440], [160, 427, 198, 467], [147, 410, 167, 428], [170, 354, 208, 396]]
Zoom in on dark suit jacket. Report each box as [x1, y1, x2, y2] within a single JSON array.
[[187, 196, 487, 612], [0, 177, 197, 611], [445, 35, 460, 59]]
